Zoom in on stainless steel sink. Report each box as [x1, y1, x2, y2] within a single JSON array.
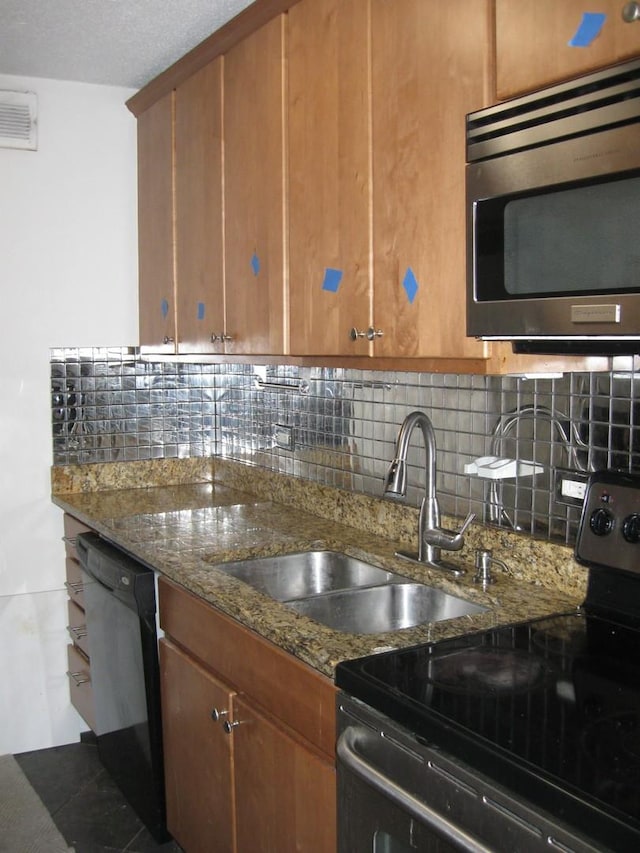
[[215, 550, 397, 601], [286, 582, 487, 634]]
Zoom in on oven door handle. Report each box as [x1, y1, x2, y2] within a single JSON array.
[[337, 725, 493, 853]]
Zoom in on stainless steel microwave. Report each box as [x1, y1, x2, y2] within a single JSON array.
[[466, 58, 640, 355]]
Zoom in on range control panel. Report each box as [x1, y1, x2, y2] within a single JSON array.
[[575, 470, 640, 575]]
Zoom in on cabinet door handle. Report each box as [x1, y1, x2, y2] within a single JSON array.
[[211, 333, 234, 343], [68, 624, 88, 640], [163, 336, 175, 345], [223, 719, 245, 734], [65, 580, 84, 595], [623, 2, 640, 22], [350, 327, 367, 340], [211, 707, 228, 723], [366, 327, 384, 341]]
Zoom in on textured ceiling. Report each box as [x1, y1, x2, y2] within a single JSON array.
[[0, 0, 254, 90]]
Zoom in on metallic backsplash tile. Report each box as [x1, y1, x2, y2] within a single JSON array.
[[51, 348, 640, 545]]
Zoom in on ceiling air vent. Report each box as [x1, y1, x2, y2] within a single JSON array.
[[0, 91, 37, 151]]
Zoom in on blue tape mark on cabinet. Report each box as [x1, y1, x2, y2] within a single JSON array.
[[402, 268, 419, 304], [251, 252, 261, 276], [161, 299, 169, 319], [197, 302, 205, 320], [322, 268, 343, 293], [568, 12, 606, 47]]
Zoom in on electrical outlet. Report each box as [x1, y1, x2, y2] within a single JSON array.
[[274, 424, 294, 450], [554, 468, 589, 508]]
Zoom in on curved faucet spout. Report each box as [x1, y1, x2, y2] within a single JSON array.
[[383, 410, 440, 530], [383, 410, 474, 572]]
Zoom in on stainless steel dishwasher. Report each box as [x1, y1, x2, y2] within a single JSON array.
[[76, 532, 169, 843]]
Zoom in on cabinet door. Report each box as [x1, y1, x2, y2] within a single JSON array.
[[370, 0, 489, 360], [137, 94, 177, 352], [232, 696, 336, 853], [175, 59, 225, 354], [497, 1, 640, 100], [160, 639, 236, 853], [288, 0, 372, 356], [224, 15, 287, 355]]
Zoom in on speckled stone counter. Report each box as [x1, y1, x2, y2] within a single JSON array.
[[52, 458, 586, 680]]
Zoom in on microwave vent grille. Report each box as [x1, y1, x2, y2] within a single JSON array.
[[467, 59, 640, 163]]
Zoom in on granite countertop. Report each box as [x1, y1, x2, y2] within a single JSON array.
[[52, 460, 586, 681]]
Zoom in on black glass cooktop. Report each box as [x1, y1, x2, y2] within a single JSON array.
[[336, 608, 640, 852]]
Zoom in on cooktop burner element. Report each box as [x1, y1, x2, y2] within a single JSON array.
[[336, 470, 640, 852], [424, 646, 548, 694]]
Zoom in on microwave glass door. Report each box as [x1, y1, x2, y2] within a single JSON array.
[[475, 171, 640, 302]]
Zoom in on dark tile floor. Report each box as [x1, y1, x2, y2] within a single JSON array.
[[15, 734, 183, 853]]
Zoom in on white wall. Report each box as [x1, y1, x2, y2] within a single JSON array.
[[0, 74, 138, 753]]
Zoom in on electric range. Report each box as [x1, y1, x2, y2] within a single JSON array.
[[336, 470, 640, 852]]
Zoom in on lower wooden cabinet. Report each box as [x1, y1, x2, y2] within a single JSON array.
[[66, 643, 96, 732], [160, 639, 236, 853], [158, 577, 337, 853], [233, 695, 336, 853], [63, 513, 95, 730]]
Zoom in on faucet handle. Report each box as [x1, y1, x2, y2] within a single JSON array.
[[458, 511, 476, 536], [423, 511, 475, 553]]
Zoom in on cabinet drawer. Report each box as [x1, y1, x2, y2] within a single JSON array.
[[63, 513, 92, 559], [67, 599, 89, 658], [159, 577, 336, 759], [65, 556, 85, 608], [66, 643, 96, 731]]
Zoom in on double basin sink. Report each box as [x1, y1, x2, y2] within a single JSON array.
[[215, 550, 486, 634]]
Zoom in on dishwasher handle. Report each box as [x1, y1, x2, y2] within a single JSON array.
[[75, 531, 90, 569], [337, 725, 494, 853], [75, 532, 116, 592]]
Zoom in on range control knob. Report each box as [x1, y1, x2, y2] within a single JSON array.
[[589, 507, 614, 536], [622, 513, 640, 543]]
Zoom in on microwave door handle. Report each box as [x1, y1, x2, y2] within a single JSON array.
[[337, 726, 493, 853]]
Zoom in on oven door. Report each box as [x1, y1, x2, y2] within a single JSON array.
[[337, 724, 491, 853], [337, 696, 603, 853]]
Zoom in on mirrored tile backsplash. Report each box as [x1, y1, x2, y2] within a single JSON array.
[[51, 348, 640, 546]]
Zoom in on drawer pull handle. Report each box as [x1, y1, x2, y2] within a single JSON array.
[[67, 670, 90, 686], [223, 719, 245, 734], [68, 624, 88, 640], [65, 581, 84, 594]]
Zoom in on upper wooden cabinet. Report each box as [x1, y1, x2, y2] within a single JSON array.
[[134, 0, 599, 372], [224, 14, 287, 356], [175, 59, 225, 354], [137, 66, 225, 355], [137, 22, 286, 356], [370, 0, 490, 360], [288, 0, 491, 360], [137, 94, 176, 352], [288, 0, 372, 357], [496, 0, 640, 100]]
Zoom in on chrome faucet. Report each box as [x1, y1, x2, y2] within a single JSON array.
[[383, 411, 475, 576]]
